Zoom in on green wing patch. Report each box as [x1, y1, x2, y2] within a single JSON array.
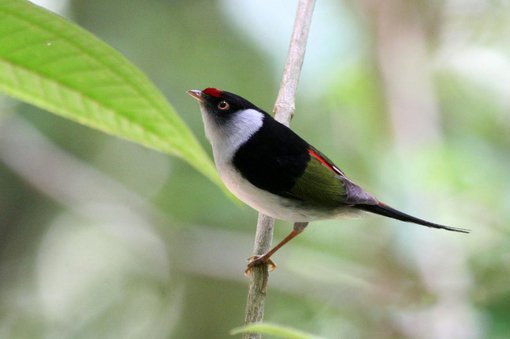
[[288, 154, 346, 207]]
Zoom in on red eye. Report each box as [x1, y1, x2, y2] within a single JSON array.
[[217, 101, 230, 110]]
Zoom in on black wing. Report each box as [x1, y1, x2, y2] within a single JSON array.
[[232, 115, 310, 197]]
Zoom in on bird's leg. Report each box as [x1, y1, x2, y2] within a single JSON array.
[[245, 222, 309, 275]]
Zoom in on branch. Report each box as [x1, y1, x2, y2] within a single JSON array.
[[273, 0, 316, 126], [243, 0, 316, 338]]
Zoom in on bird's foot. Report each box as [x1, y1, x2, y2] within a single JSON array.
[[244, 255, 277, 276]]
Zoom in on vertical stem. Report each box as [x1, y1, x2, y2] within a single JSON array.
[[273, 0, 316, 126], [243, 0, 316, 338]]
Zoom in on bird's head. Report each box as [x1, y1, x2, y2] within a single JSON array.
[[188, 88, 266, 145], [187, 87, 260, 120]]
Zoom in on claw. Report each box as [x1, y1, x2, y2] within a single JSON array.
[[244, 255, 277, 276]]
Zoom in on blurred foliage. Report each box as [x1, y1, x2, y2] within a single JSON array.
[[0, 0, 509, 338]]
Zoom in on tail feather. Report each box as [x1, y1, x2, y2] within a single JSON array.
[[356, 202, 470, 234]]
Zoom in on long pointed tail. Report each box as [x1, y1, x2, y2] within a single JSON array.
[[355, 202, 470, 233]]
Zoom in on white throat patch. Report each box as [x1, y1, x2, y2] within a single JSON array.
[[200, 107, 264, 165]]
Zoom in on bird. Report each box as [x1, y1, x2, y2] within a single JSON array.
[[187, 87, 469, 272]]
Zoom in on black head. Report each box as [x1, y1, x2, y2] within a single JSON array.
[[188, 88, 266, 122]]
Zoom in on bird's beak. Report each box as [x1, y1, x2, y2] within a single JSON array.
[[187, 89, 203, 102]]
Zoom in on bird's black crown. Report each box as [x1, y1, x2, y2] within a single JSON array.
[[201, 88, 267, 121]]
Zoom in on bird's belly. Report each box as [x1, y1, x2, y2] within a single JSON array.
[[218, 164, 351, 222]]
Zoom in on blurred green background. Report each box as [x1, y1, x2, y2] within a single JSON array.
[[1, 0, 509, 338]]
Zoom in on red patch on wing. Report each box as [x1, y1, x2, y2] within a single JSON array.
[[308, 149, 334, 171], [308, 148, 345, 176], [203, 87, 222, 98]]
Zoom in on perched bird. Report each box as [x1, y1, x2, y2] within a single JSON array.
[[188, 88, 469, 271]]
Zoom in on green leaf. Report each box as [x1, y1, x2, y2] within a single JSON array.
[[230, 323, 325, 339], [0, 0, 221, 187]]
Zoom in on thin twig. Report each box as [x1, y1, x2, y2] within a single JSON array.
[[243, 1, 316, 338]]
